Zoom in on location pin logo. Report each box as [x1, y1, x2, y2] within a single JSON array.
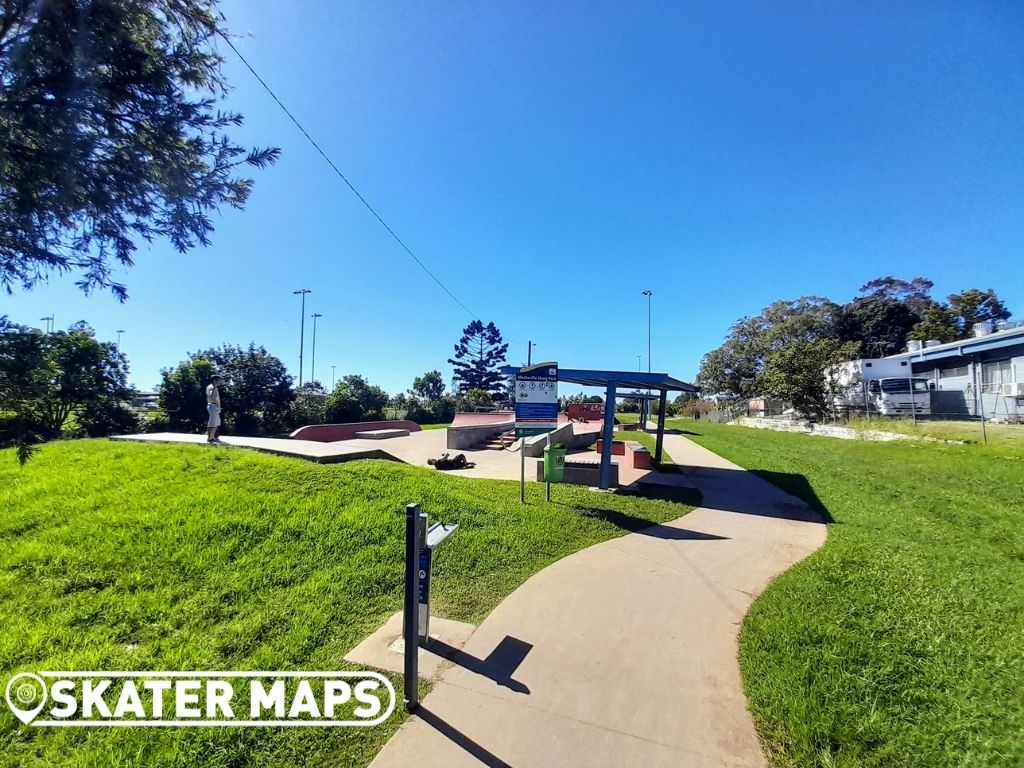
[[5, 673, 47, 725]]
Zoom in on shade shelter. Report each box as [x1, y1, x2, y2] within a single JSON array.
[[504, 366, 700, 489]]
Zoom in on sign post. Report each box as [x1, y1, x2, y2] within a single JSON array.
[[403, 503, 458, 712], [514, 362, 559, 503]]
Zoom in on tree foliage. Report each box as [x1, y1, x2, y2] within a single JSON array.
[[0, 0, 279, 299], [908, 305, 960, 343], [760, 339, 860, 419], [324, 375, 389, 423], [836, 297, 919, 357], [947, 289, 1011, 334], [409, 370, 445, 401], [858, 276, 935, 316], [448, 320, 508, 395], [699, 278, 1016, 403], [1, 318, 135, 460], [695, 297, 841, 397], [159, 344, 293, 435]]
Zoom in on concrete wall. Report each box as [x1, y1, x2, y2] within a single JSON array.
[[734, 417, 912, 441], [524, 421, 600, 457], [447, 420, 512, 450]]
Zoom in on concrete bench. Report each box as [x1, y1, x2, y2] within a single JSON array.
[[537, 455, 619, 487], [628, 442, 652, 470], [593, 439, 626, 455]]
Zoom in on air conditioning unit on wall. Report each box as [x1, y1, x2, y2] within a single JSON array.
[[1002, 382, 1024, 396]]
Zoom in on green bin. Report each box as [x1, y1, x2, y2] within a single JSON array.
[[543, 443, 566, 482]]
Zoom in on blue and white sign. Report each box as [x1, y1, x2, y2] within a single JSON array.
[[515, 362, 558, 437]]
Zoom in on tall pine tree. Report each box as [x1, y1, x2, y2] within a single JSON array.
[[447, 321, 508, 396]]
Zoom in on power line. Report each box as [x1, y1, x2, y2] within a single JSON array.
[[218, 32, 479, 320]]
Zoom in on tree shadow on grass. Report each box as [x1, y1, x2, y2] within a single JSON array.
[[746, 469, 833, 523]]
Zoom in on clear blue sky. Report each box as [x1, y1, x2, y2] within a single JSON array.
[[2, 1, 1022, 394]]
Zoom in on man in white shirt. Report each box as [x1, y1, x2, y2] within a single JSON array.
[[206, 375, 223, 443]]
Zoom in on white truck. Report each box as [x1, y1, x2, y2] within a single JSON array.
[[828, 358, 931, 417]]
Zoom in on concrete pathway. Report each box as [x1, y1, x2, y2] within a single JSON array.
[[369, 432, 828, 768]]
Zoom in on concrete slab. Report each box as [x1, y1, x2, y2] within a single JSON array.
[[110, 430, 546, 482], [370, 433, 828, 768], [344, 611, 477, 681], [110, 432, 397, 463]]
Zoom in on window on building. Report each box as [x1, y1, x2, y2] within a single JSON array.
[[981, 359, 1013, 391], [939, 365, 969, 379]]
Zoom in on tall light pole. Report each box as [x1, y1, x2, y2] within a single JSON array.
[[116, 329, 125, 351], [330, 365, 337, 390], [641, 290, 652, 373], [40, 315, 54, 333], [292, 289, 311, 386], [642, 290, 652, 426], [310, 313, 323, 385], [637, 354, 641, 371], [527, 340, 538, 366]]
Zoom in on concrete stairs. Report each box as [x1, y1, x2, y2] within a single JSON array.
[[480, 429, 518, 450]]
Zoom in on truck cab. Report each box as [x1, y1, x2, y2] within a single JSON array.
[[868, 377, 931, 416]]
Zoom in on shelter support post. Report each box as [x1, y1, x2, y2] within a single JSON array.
[[655, 390, 667, 464], [599, 384, 617, 490]]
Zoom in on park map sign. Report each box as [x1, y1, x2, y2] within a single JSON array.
[[514, 362, 558, 438]]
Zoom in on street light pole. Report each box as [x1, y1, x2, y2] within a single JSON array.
[[40, 315, 54, 333], [528, 340, 537, 366], [310, 313, 323, 385], [116, 329, 125, 351], [331, 365, 336, 390], [293, 289, 311, 386], [642, 290, 652, 426], [641, 290, 652, 373]]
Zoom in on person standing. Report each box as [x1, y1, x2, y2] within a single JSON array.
[[206, 375, 223, 443]]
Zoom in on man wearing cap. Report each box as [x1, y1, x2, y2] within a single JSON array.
[[206, 375, 223, 443]]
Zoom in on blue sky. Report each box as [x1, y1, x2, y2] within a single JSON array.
[[2, 0, 1022, 394]]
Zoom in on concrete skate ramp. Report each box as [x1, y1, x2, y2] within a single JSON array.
[[449, 411, 515, 427], [290, 420, 421, 442]]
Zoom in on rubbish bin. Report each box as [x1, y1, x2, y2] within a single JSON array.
[[543, 443, 566, 482]]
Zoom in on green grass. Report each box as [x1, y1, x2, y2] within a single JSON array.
[[845, 417, 1024, 448], [416, 423, 450, 431], [0, 440, 691, 767], [679, 421, 1024, 768]]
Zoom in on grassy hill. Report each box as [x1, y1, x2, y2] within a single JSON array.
[[680, 420, 1024, 768], [0, 440, 690, 767]]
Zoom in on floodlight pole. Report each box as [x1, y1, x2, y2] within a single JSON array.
[[642, 290, 652, 426], [293, 289, 311, 386], [331, 365, 337, 390], [310, 313, 323, 385], [116, 329, 125, 351]]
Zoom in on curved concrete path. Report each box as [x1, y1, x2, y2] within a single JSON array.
[[370, 433, 827, 768]]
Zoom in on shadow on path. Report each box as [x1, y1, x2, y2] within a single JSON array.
[[427, 635, 532, 694], [678, 464, 831, 523], [415, 707, 513, 768]]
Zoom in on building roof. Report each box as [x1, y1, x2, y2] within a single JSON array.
[[888, 324, 1024, 363], [502, 366, 698, 393]]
